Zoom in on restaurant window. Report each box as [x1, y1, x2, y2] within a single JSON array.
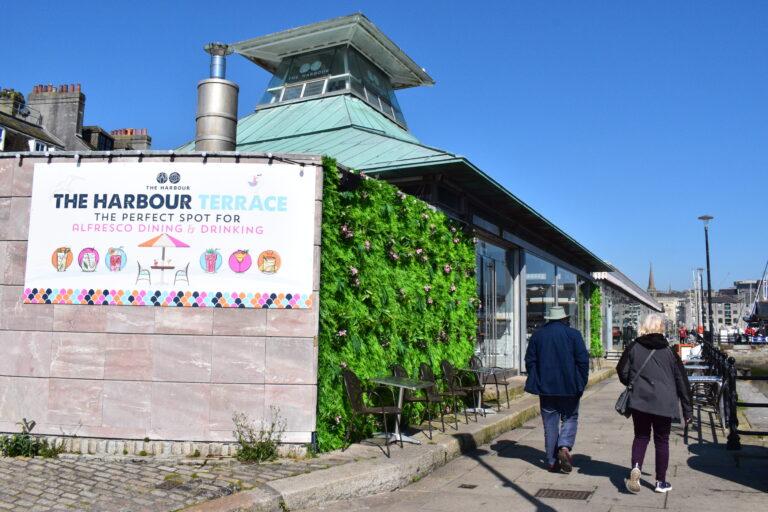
[[525, 252, 555, 338], [477, 241, 516, 368]]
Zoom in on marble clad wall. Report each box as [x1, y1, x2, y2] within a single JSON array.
[[0, 154, 322, 445]]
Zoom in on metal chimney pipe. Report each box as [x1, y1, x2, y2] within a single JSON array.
[[195, 42, 239, 151]]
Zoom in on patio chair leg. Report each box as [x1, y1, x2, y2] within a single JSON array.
[[382, 412, 390, 458], [504, 383, 510, 408], [439, 403, 445, 432], [452, 397, 459, 430], [495, 381, 501, 412], [426, 405, 433, 440], [342, 416, 355, 452], [463, 397, 470, 424]]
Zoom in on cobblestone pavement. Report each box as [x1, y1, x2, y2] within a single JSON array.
[[0, 454, 348, 512], [300, 378, 768, 512]]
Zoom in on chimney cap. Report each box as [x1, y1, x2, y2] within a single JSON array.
[[204, 42, 233, 57]]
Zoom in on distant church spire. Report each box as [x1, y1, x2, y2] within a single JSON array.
[[648, 262, 657, 294]]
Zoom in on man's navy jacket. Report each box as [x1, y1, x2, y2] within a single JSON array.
[[524, 321, 590, 397]]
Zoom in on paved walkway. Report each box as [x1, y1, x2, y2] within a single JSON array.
[[0, 454, 347, 511], [299, 377, 768, 512]]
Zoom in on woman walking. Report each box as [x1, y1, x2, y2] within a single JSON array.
[[616, 314, 692, 494]]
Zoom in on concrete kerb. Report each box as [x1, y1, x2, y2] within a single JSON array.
[[183, 368, 617, 512]]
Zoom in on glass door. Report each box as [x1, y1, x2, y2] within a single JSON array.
[[477, 243, 515, 368]]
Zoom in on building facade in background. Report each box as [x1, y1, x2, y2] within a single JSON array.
[[179, 14, 662, 370], [0, 85, 151, 153]]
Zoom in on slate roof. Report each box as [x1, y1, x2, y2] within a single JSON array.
[[0, 111, 64, 148]]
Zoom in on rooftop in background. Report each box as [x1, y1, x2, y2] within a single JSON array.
[[231, 13, 434, 90], [593, 268, 664, 311], [181, 14, 616, 274]]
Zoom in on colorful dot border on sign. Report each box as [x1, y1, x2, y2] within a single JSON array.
[[21, 288, 313, 309]]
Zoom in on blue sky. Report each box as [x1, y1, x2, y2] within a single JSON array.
[[4, 1, 766, 290]]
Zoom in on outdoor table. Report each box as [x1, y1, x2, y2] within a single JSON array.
[[151, 264, 175, 284], [685, 364, 711, 373], [370, 376, 435, 445], [460, 367, 503, 416], [683, 358, 706, 364]]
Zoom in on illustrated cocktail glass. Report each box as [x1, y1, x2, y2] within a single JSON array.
[[110, 252, 122, 271], [234, 251, 246, 272], [82, 252, 96, 271], [56, 249, 68, 272], [205, 252, 217, 273]]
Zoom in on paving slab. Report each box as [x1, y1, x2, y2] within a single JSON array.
[[297, 376, 768, 512]]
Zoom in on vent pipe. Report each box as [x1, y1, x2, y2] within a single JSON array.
[[195, 42, 239, 151]]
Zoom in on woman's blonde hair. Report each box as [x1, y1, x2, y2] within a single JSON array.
[[638, 314, 665, 336]]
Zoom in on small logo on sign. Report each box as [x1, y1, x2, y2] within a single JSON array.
[[156, 172, 168, 184], [169, 172, 181, 184]]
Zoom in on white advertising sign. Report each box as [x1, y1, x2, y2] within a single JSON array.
[[23, 162, 316, 308]]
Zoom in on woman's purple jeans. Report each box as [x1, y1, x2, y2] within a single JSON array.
[[631, 409, 672, 482]]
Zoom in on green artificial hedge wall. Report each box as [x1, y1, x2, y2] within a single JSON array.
[[589, 287, 604, 358], [316, 157, 478, 451]]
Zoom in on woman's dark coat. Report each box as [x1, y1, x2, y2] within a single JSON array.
[[616, 333, 692, 422]]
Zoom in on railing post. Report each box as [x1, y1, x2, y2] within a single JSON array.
[[725, 356, 741, 450]]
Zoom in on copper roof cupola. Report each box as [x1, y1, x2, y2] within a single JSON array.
[[231, 14, 434, 129]]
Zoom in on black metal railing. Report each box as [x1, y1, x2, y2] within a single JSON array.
[[701, 342, 768, 450]]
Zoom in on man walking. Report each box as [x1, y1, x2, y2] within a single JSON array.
[[524, 306, 590, 473]]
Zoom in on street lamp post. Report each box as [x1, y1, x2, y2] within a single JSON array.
[[697, 267, 706, 336], [698, 215, 715, 345]]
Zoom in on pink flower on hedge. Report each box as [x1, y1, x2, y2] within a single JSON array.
[[453, 237, 460, 244], [399, 288, 406, 295], [352, 277, 361, 287], [396, 191, 406, 200], [337, 329, 347, 337], [421, 255, 428, 262], [450, 226, 457, 233], [415, 248, 423, 255], [427, 297, 434, 305], [450, 284, 457, 293], [349, 266, 359, 276], [340, 361, 348, 368], [340, 224, 354, 239], [421, 213, 429, 220], [424, 285, 431, 293], [443, 264, 452, 274], [335, 415, 342, 424], [389, 251, 400, 261], [364, 240, 371, 251]]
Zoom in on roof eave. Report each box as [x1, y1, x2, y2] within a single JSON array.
[[231, 13, 434, 89]]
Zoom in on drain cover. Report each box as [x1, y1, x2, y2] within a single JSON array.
[[458, 484, 478, 489], [535, 489, 592, 500]]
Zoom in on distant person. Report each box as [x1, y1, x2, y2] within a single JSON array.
[[524, 306, 590, 474], [617, 314, 692, 494], [678, 327, 687, 342]]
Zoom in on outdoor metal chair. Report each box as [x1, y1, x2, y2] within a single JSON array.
[[341, 368, 402, 457], [391, 364, 445, 439], [469, 355, 511, 411], [420, 363, 462, 430], [690, 378, 726, 430], [440, 359, 482, 424], [136, 262, 151, 285], [174, 262, 190, 286]]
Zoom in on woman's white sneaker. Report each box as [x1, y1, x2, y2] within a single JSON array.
[[654, 481, 673, 493], [626, 465, 642, 493]]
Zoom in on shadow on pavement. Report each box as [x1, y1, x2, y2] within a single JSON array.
[[685, 442, 768, 493], [464, 446, 559, 512], [490, 439, 655, 494]]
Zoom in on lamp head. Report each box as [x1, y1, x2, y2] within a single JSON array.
[[698, 215, 713, 226]]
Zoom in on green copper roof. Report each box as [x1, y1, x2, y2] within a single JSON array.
[[177, 94, 611, 272], [179, 95, 458, 170]]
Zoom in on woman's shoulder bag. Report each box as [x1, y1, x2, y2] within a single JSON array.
[[615, 347, 656, 417]]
